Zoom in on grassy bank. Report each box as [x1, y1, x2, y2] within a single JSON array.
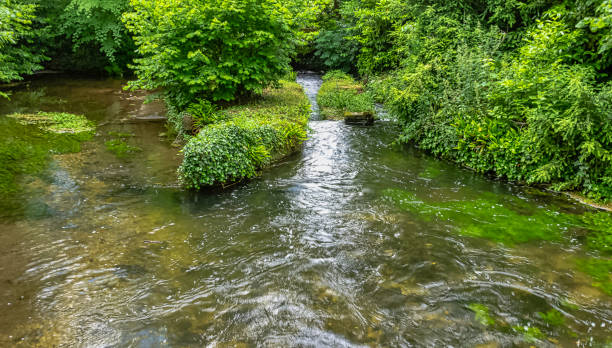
[[317, 71, 373, 120], [178, 80, 310, 188]]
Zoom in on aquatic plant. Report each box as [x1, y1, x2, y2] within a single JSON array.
[[8, 112, 95, 135], [578, 258, 612, 296], [317, 71, 374, 120], [382, 189, 581, 244], [107, 131, 135, 138], [179, 80, 310, 188], [512, 325, 546, 343], [580, 212, 612, 255], [537, 309, 565, 327], [105, 139, 141, 158], [0, 115, 93, 204], [468, 303, 495, 326]]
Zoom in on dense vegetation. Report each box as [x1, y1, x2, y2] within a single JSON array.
[[179, 80, 310, 188], [317, 71, 373, 119], [306, 0, 612, 202], [0, 0, 45, 97], [1, 0, 612, 201]]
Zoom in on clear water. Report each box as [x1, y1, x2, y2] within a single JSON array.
[[0, 74, 610, 347]]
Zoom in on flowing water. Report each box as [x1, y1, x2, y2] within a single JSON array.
[[0, 74, 610, 347]]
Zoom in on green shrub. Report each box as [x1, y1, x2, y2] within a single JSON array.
[[179, 80, 310, 188], [373, 7, 612, 202], [314, 26, 360, 73], [317, 70, 373, 119], [0, 0, 46, 96], [124, 0, 297, 109]]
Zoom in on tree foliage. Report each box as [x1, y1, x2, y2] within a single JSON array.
[[59, 0, 133, 73], [0, 0, 45, 94], [330, 0, 612, 201], [124, 0, 299, 108]]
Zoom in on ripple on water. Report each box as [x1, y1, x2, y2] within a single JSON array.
[[0, 75, 610, 347]]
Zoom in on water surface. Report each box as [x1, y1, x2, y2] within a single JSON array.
[[0, 74, 610, 347]]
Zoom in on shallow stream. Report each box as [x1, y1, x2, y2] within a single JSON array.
[[0, 74, 610, 347]]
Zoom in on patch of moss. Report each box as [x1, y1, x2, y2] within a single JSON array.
[[105, 139, 142, 158], [8, 112, 95, 135]]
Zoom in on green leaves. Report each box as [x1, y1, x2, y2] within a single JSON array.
[[360, 2, 612, 202], [178, 80, 310, 188], [0, 0, 46, 86], [125, 0, 298, 108], [317, 71, 374, 119]]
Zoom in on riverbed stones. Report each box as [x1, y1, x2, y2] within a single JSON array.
[[344, 111, 374, 125]]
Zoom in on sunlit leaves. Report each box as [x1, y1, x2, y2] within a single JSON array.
[[124, 0, 298, 107]]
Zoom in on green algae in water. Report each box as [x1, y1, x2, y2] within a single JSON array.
[[0, 116, 94, 195], [8, 112, 95, 134], [382, 188, 580, 244], [577, 258, 612, 296], [537, 309, 565, 327], [468, 303, 495, 326], [382, 189, 612, 294], [512, 325, 546, 343], [108, 131, 135, 138], [580, 212, 612, 255], [105, 138, 141, 158]]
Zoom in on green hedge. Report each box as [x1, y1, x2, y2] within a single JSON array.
[[317, 71, 374, 120], [179, 80, 310, 188]]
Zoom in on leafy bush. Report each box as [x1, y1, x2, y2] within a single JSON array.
[[124, 0, 297, 109], [0, 0, 46, 96], [314, 26, 360, 73], [59, 0, 134, 74], [368, 5, 612, 201], [317, 70, 373, 119], [179, 80, 310, 188]]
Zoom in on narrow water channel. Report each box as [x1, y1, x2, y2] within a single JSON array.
[[0, 74, 610, 346]]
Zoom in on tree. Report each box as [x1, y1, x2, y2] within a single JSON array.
[[124, 0, 299, 108], [0, 0, 45, 96], [59, 0, 134, 74]]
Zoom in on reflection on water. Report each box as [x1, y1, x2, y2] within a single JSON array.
[[0, 74, 610, 347]]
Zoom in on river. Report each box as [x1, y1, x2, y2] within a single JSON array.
[[0, 73, 610, 346]]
